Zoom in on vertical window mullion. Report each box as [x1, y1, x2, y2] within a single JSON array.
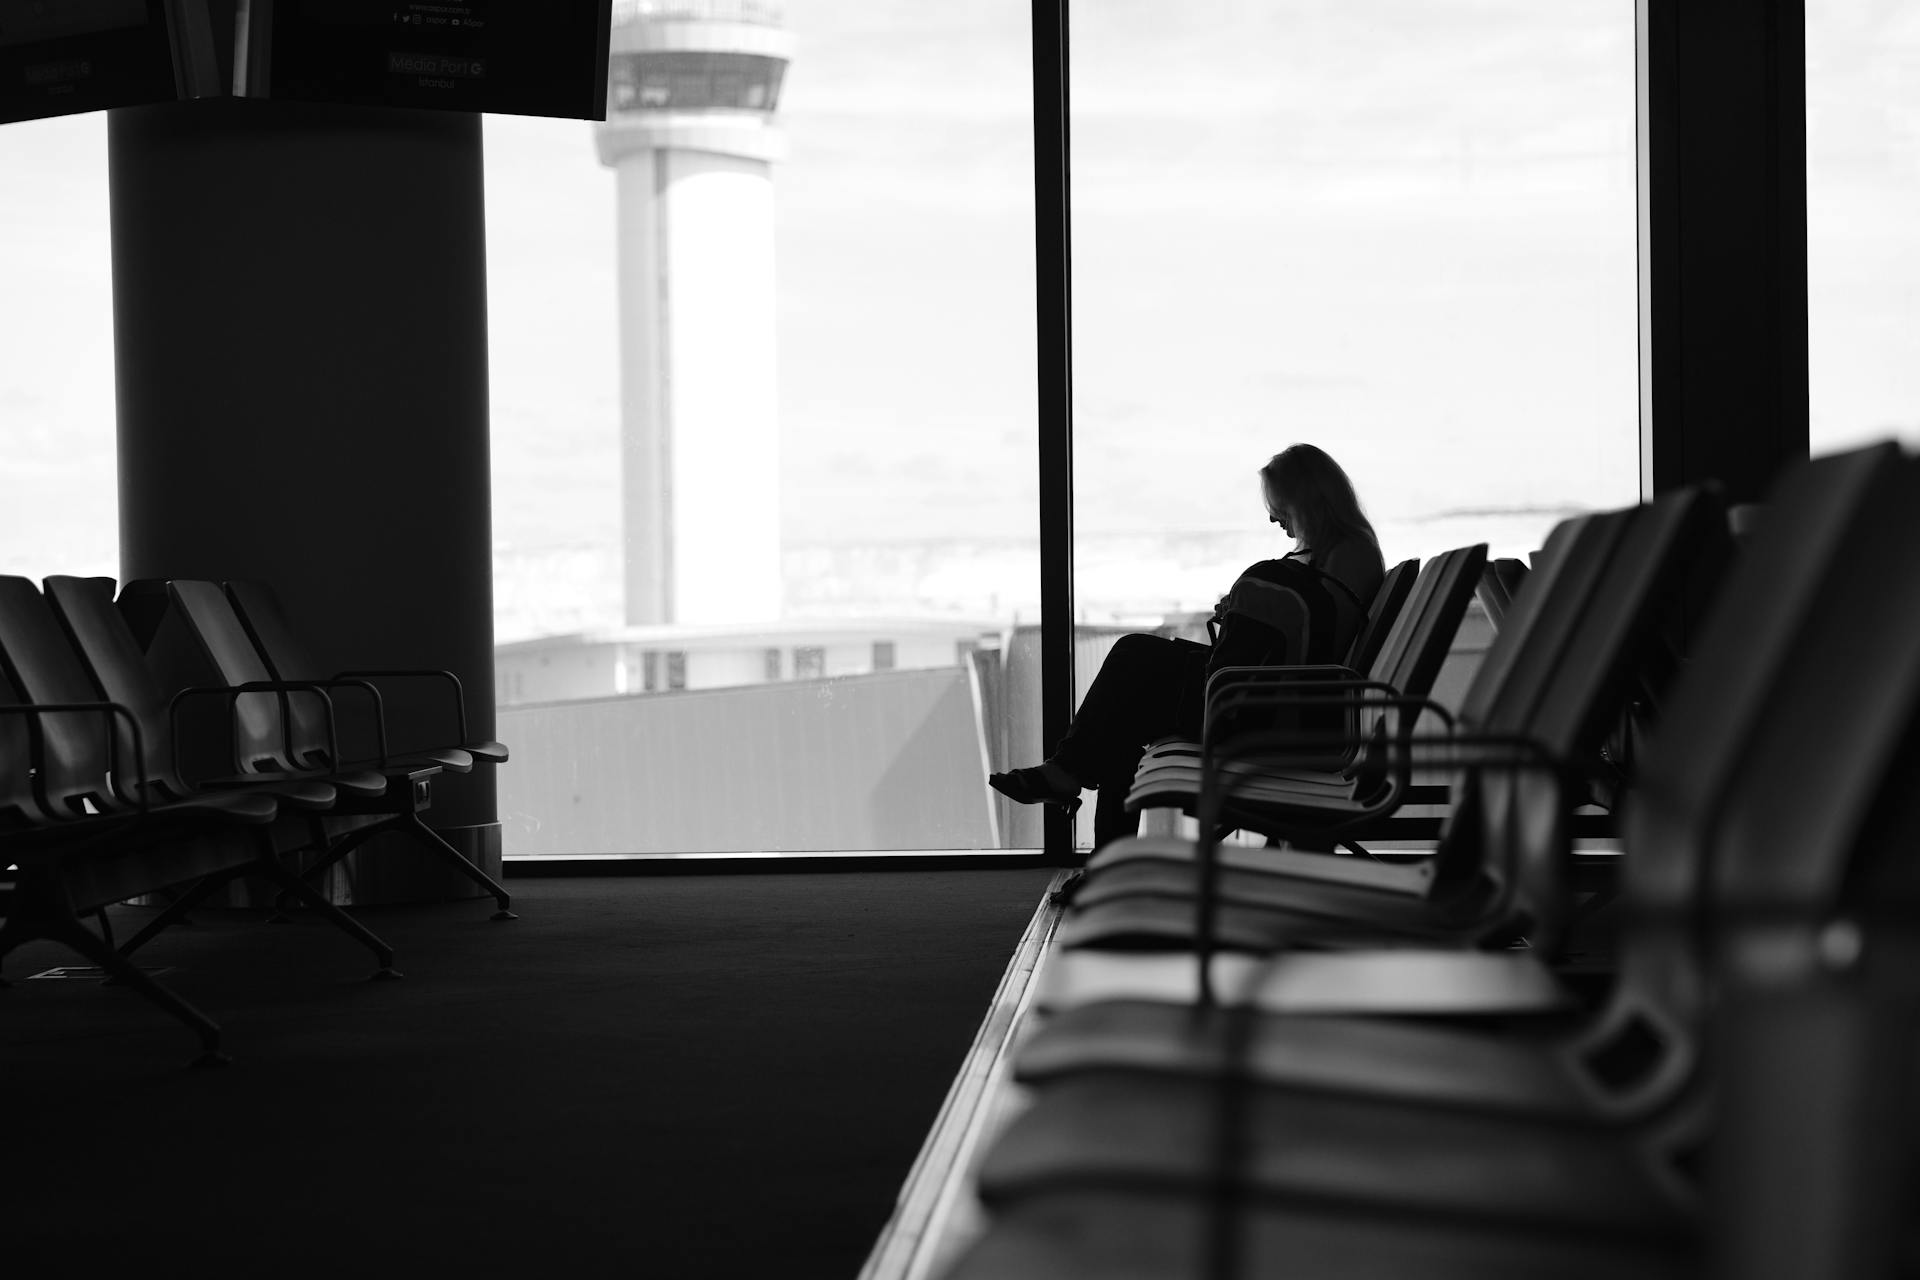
[[1032, 0, 1076, 864]]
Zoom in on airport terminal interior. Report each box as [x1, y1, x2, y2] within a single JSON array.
[[5, 0, 1920, 1276]]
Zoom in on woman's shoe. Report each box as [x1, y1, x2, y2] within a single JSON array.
[[989, 765, 1083, 817]]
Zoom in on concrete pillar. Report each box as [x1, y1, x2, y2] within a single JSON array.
[[109, 96, 500, 901]]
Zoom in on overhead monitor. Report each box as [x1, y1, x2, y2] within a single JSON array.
[[235, 0, 613, 121], [0, 0, 221, 125]]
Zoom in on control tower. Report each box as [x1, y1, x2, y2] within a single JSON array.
[[595, 0, 793, 625]]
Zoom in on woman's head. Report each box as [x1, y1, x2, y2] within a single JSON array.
[[1260, 444, 1377, 552]]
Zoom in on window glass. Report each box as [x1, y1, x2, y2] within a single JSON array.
[[1066, 0, 1640, 846], [0, 113, 117, 585], [1806, 4, 1920, 453], [611, 51, 786, 113], [487, 0, 1038, 855]]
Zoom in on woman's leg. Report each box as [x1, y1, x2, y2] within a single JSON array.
[[1052, 632, 1201, 792], [992, 633, 1204, 830]]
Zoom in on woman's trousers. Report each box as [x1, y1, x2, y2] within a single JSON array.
[[1050, 632, 1208, 848]]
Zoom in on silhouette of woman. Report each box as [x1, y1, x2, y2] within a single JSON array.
[[990, 443, 1385, 847]]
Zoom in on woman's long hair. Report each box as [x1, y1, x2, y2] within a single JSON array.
[[1260, 444, 1379, 554]]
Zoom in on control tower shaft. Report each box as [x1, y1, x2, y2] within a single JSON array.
[[595, 0, 793, 626]]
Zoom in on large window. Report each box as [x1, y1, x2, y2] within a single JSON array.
[[1064, 0, 1640, 846], [1069, 0, 1638, 595], [0, 3, 1745, 863], [486, 0, 1038, 855], [1806, 3, 1920, 453], [0, 114, 117, 585]]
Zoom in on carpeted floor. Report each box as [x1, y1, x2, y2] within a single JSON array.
[[2, 869, 1056, 1278]]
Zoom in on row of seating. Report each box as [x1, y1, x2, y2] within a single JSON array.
[[937, 441, 1920, 1277], [1127, 544, 1487, 848], [0, 576, 509, 1065], [1078, 484, 1719, 956], [1129, 537, 1632, 858]]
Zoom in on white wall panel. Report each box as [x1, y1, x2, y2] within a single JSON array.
[[499, 667, 996, 852]]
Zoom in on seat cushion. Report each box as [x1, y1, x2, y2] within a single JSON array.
[[946, 1186, 1692, 1280], [975, 1072, 1694, 1239]]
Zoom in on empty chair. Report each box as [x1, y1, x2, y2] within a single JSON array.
[[119, 579, 392, 794], [225, 578, 508, 772], [39, 576, 336, 815], [0, 665, 35, 832], [31, 575, 405, 967], [0, 578, 407, 1062], [1475, 556, 1527, 632], [0, 577, 282, 829], [149, 578, 516, 920]]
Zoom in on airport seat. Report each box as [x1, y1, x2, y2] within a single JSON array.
[[35, 576, 405, 955], [141, 579, 516, 920], [1014, 443, 1903, 1083], [1122, 545, 1486, 841], [1132, 557, 1422, 783], [944, 1183, 1688, 1280], [0, 578, 409, 1063], [1492, 554, 1528, 601], [1475, 556, 1527, 632], [38, 577, 335, 815], [118, 580, 392, 794], [1342, 556, 1420, 681], [0, 576, 285, 830], [225, 578, 508, 772], [1125, 518, 1626, 851], [1050, 489, 1727, 958], [0, 650, 43, 833], [945, 442, 1920, 1277]]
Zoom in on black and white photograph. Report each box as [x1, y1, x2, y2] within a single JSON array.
[[3, 0, 1918, 1275]]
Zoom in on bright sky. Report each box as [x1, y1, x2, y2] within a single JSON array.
[[2, 0, 1917, 599]]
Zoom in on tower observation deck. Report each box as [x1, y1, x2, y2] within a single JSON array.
[[594, 0, 794, 626]]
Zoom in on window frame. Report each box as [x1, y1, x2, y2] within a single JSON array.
[[1029, 0, 1809, 862]]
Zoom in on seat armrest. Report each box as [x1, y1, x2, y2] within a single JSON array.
[[167, 680, 340, 786], [333, 667, 475, 751], [296, 676, 390, 767], [0, 699, 151, 814], [1203, 666, 1379, 767]]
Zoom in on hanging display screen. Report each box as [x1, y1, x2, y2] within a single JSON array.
[[235, 0, 612, 121], [0, 0, 220, 124]]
